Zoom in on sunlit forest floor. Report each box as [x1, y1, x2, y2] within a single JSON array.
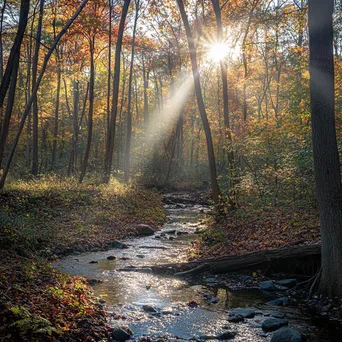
[[0, 177, 166, 341]]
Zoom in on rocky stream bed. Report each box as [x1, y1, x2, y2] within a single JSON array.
[[53, 193, 342, 341]]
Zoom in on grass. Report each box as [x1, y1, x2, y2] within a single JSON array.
[[0, 175, 166, 256]]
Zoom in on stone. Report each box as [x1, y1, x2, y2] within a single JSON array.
[[164, 229, 176, 234], [205, 277, 220, 283], [239, 275, 254, 282], [112, 327, 133, 341], [270, 312, 286, 319], [110, 241, 128, 249], [210, 297, 218, 304], [119, 266, 136, 272], [177, 231, 189, 235], [228, 315, 244, 323], [136, 254, 145, 258], [260, 280, 277, 291], [229, 308, 255, 318], [169, 236, 175, 241], [136, 224, 155, 236], [86, 279, 102, 285], [217, 331, 236, 340], [276, 279, 297, 288], [270, 328, 304, 342], [266, 297, 289, 306], [143, 305, 158, 313], [274, 285, 288, 291], [89, 260, 98, 264], [155, 235, 161, 239], [107, 256, 116, 260], [262, 318, 288, 332]]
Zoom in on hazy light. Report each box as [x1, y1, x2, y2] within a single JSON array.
[[208, 43, 230, 63], [131, 73, 194, 171]]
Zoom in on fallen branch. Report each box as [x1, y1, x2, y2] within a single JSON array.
[[150, 244, 321, 276]]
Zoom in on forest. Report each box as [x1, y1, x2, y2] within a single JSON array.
[[0, 0, 342, 341]]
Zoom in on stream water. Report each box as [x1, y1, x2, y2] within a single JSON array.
[[53, 193, 341, 341]]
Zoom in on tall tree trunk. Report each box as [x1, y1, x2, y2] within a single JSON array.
[[124, 0, 139, 183], [142, 57, 149, 132], [308, 0, 342, 297], [106, 0, 112, 141], [0, 0, 90, 190], [104, 0, 131, 183], [211, 0, 229, 131], [176, 0, 220, 203], [0, 53, 19, 168], [79, 36, 95, 183], [0, 0, 29, 110], [0, 0, 7, 130], [31, 0, 44, 176], [0, 0, 6, 81], [52, 66, 61, 167]]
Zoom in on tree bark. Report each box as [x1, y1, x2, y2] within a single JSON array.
[[52, 66, 61, 167], [104, 0, 131, 183], [0, 53, 19, 168], [0, 0, 29, 110], [79, 36, 95, 183], [124, 0, 139, 183], [31, 0, 44, 176], [308, 0, 342, 297], [176, 0, 220, 203]]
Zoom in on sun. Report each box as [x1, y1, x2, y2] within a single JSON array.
[[208, 43, 230, 63]]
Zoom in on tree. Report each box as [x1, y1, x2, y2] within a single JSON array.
[[124, 0, 140, 183], [0, 0, 29, 110], [104, 0, 131, 183], [308, 0, 342, 297], [31, 0, 45, 176], [176, 0, 220, 203]]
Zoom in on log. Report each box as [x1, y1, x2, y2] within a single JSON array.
[[149, 244, 321, 276]]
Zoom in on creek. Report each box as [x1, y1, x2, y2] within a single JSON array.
[[53, 193, 341, 341]]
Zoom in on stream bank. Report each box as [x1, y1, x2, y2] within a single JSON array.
[[53, 192, 342, 341]]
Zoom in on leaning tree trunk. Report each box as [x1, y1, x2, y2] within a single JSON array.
[[0, 0, 29, 110], [104, 0, 131, 183], [176, 0, 220, 203], [0, 53, 19, 168], [308, 0, 342, 297], [0, 0, 90, 190]]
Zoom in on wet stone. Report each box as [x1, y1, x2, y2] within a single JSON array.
[[217, 331, 236, 340], [229, 308, 255, 319], [136, 254, 145, 258], [109, 241, 128, 249], [270, 327, 304, 342], [266, 297, 289, 306], [228, 315, 244, 323], [262, 318, 288, 332], [107, 255, 116, 260], [276, 279, 297, 288], [89, 260, 98, 264], [111, 326, 133, 341], [143, 305, 158, 313], [136, 224, 155, 236], [260, 280, 277, 291]]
